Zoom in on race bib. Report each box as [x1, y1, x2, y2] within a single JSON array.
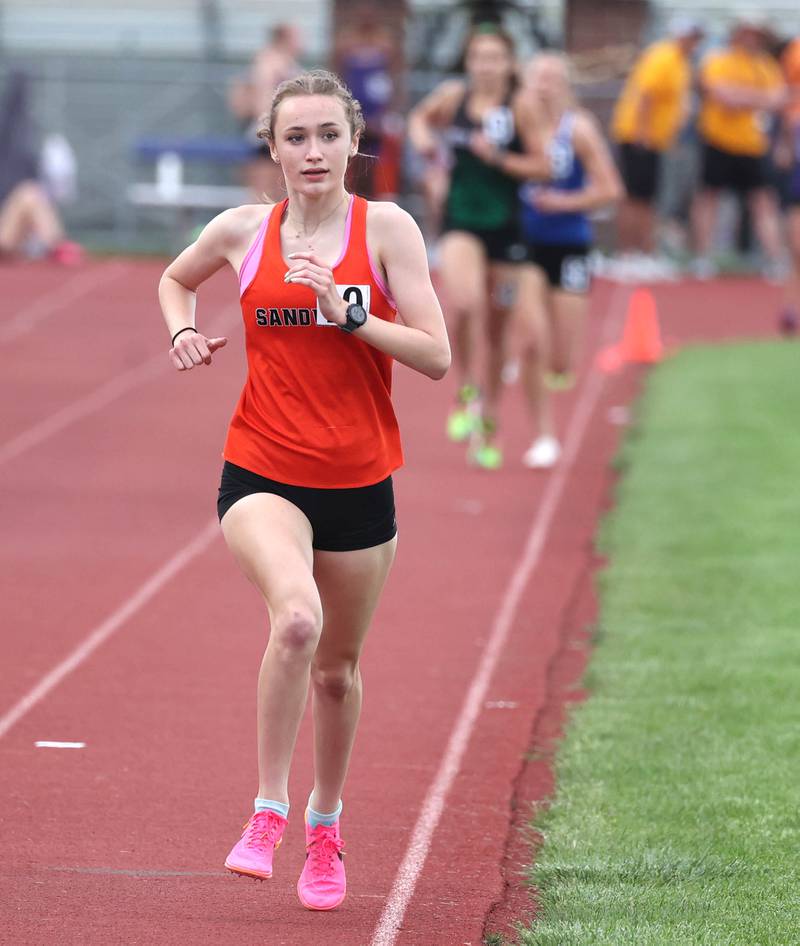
[[316, 284, 372, 326], [483, 106, 515, 148], [561, 256, 590, 294], [549, 138, 574, 180]]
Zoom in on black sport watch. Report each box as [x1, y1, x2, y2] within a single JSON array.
[[339, 302, 368, 334]]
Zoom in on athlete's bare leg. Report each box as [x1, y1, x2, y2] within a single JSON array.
[[483, 262, 517, 422], [438, 231, 490, 390], [309, 537, 397, 814], [748, 186, 783, 265], [692, 188, 720, 259], [221, 494, 322, 805], [0, 181, 64, 254], [517, 264, 554, 438], [617, 197, 655, 254], [220, 493, 395, 813], [548, 289, 588, 377]]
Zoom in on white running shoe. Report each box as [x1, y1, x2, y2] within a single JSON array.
[[522, 435, 561, 469]]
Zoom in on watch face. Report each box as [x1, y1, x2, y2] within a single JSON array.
[[347, 303, 367, 326]]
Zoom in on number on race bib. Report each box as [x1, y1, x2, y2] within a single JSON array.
[[483, 107, 514, 148], [561, 256, 590, 293], [316, 284, 372, 326], [549, 139, 573, 180], [342, 286, 364, 307]]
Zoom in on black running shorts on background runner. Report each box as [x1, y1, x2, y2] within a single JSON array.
[[527, 243, 592, 293], [789, 159, 800, 206], [618, 143, 661, 202], [441, 219, 527, 264], [701, 142, 768, 193], [217, 462, 397, 552], [789, 130, 800, 205]]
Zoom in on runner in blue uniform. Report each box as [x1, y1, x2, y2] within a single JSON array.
[[512, 54, 622, 468]]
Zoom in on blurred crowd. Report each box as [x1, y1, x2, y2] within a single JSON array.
[[218, 8, 800, 315], [606, 10, 800, 299]]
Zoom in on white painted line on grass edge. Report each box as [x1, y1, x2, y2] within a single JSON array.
[[369, 283, 630, 946], [0, 519, 220, 742]]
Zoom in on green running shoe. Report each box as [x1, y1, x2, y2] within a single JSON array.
[[469, 441, 503, 470], [446, 384, 481, 442], [468, 416, 503, 470], [544, 371, 576, 391]]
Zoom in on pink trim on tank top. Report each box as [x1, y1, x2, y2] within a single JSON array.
[[331, 195, 355, 269], [238, 211, 271, 297], [367, 247, 396, 309]]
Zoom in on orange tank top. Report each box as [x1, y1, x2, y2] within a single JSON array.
[[223, 194, 403, 488]]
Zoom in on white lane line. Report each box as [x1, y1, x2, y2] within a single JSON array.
[[369, 284, 629, 946], [0, 519, 220, 742], [48, 867, 223, 877], [35, 741, 86, 749], [0, 264, 126, 344], [0, 304, 239, 468], [0, 353, 165, 466]]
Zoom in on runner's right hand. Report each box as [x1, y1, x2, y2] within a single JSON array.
[[169, 332, 227, 371]]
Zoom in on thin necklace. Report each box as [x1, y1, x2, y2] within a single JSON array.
[[286, 195, 347, 244]]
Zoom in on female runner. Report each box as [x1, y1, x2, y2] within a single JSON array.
[[158, 69, 450, 911], [512, 53, 622, 468], [408, 24, 536, 469]]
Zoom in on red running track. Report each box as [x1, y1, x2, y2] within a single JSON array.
[[0, 260, 779, 945]]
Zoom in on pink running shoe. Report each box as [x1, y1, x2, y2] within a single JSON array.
[[224, 810, 287, 880], [50, 240, 84, 266], [297, 816, 346, 910]]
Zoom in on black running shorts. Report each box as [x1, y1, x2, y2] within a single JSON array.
[[701, 142, 768, 193], [527, 243, 592, 293], [217, 462, 397, 552], [618, 143, 661, 202], [441, 218, 527, 264]]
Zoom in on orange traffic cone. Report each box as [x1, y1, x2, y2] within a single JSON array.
[[596, 288, 664, 373]]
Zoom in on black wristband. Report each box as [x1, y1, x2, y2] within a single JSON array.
[[171, 326, 196, 346]]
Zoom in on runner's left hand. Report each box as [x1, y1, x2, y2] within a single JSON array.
[[285, 252, 347, 326], [468, 131, 499, 165]]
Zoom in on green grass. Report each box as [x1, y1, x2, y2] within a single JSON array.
[[518, 342, 800, 946]]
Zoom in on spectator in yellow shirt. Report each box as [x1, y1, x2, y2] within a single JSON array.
[[693, 14, 786, 278], [778, 36, 800, 331], [611, 17, 704, 257]]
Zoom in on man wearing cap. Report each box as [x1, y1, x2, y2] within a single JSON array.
[[693, 13, 786, 278], [611, 17, 704, 263]]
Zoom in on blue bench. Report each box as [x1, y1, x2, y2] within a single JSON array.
[[128, 136, 254, 209]]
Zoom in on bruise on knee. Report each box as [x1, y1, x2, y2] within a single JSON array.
[[271, 605, 322, 656]]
